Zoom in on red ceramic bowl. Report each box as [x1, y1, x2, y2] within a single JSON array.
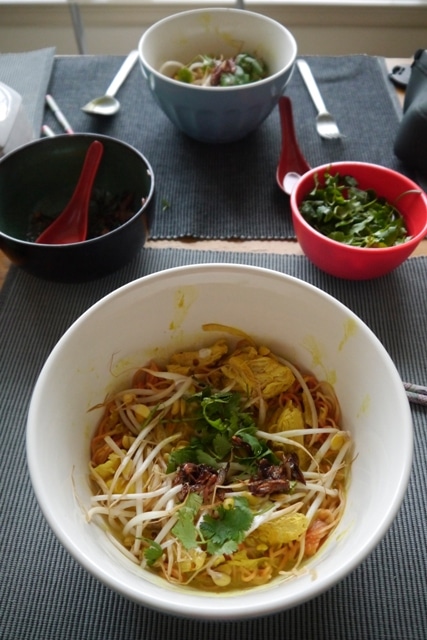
[[290, 161, 427, 280]]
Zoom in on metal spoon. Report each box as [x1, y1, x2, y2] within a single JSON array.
[[276, 96, 311, 194], [36, 140, 104, 245], [81, 50, 139, 116]]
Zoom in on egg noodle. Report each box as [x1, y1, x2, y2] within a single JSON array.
[[88, 324, 352, 592]]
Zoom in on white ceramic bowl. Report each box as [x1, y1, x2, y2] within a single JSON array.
[[138, 9, 297, 143], [27, 264, 412, 620]]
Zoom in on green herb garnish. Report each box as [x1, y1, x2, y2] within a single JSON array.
[[176, 67, 193, 83], [200, 496, 254, 555], [172, 493, 203, 550], [143, 539, 163, 566], [171, 494, 254, 557], [161, 198, 171, 212], [166, 388, 277, 473], [173, 53, 268, 87], [299, 171, 411, 248]]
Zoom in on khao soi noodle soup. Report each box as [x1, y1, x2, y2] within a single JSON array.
[[88, 324, 352, 592]]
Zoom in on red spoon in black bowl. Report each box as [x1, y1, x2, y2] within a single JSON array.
[[36, 140, 104, 244]]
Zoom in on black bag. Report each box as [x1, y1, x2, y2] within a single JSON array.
[[394, 49, 427, 174]]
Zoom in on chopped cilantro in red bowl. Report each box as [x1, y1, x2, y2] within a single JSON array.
[[290, 161, 427, 279]]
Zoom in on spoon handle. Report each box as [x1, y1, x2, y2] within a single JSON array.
[[105, 50, 139, 97]]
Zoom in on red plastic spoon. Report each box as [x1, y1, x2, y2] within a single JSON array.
[[36, 140, 104, 244], [276, 96, 311, 195]]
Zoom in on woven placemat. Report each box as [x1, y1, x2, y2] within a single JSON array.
[[1, 250, 426, 640], [43, 54, 417, 241]]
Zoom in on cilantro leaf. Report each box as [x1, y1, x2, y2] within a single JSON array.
[[212, 432, 232, 459], [144, 540, 163, 566], [195, 449, 220, 467], [166, 439, 219, 473], [199, 391, 240, 431], [172, 493, 203, 550], [237, 428, 268, 458], [200, 497, 254, 555], [166, 444, 198, 473]]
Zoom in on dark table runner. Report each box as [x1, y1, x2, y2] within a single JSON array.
[[1, 249, 426, 639], [43, 54, 416, 240]]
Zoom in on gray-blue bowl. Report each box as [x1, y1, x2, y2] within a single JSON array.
[[138, 8, 297, 144]]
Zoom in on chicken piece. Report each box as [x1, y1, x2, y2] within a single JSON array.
[[91, 452, 133, 492], [92, 452, 121, 481], [254, 512, 308, 546], [221, 346, 295, 399], [167, 339, 229, 375], [271, 402, 309, 468], [277, 403, 304, 431]]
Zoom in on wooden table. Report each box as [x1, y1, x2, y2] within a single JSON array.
[[1, 57, 425, 287]]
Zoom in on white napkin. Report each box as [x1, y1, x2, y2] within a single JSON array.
[[0, 81, 34, 156]]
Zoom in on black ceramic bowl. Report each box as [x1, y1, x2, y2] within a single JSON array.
[[0, 133, 154, 282]]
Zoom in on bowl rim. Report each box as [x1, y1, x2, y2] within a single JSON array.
[[138, 7, 298, 93], [290, 161, 427, 253], [26, 263, 413, 620], [0, 132, 155, 248]]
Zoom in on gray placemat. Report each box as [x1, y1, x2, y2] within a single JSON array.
[[0, 47, 56, 135], [43, 54, 418, 241], [1, 250, 426, 640]]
